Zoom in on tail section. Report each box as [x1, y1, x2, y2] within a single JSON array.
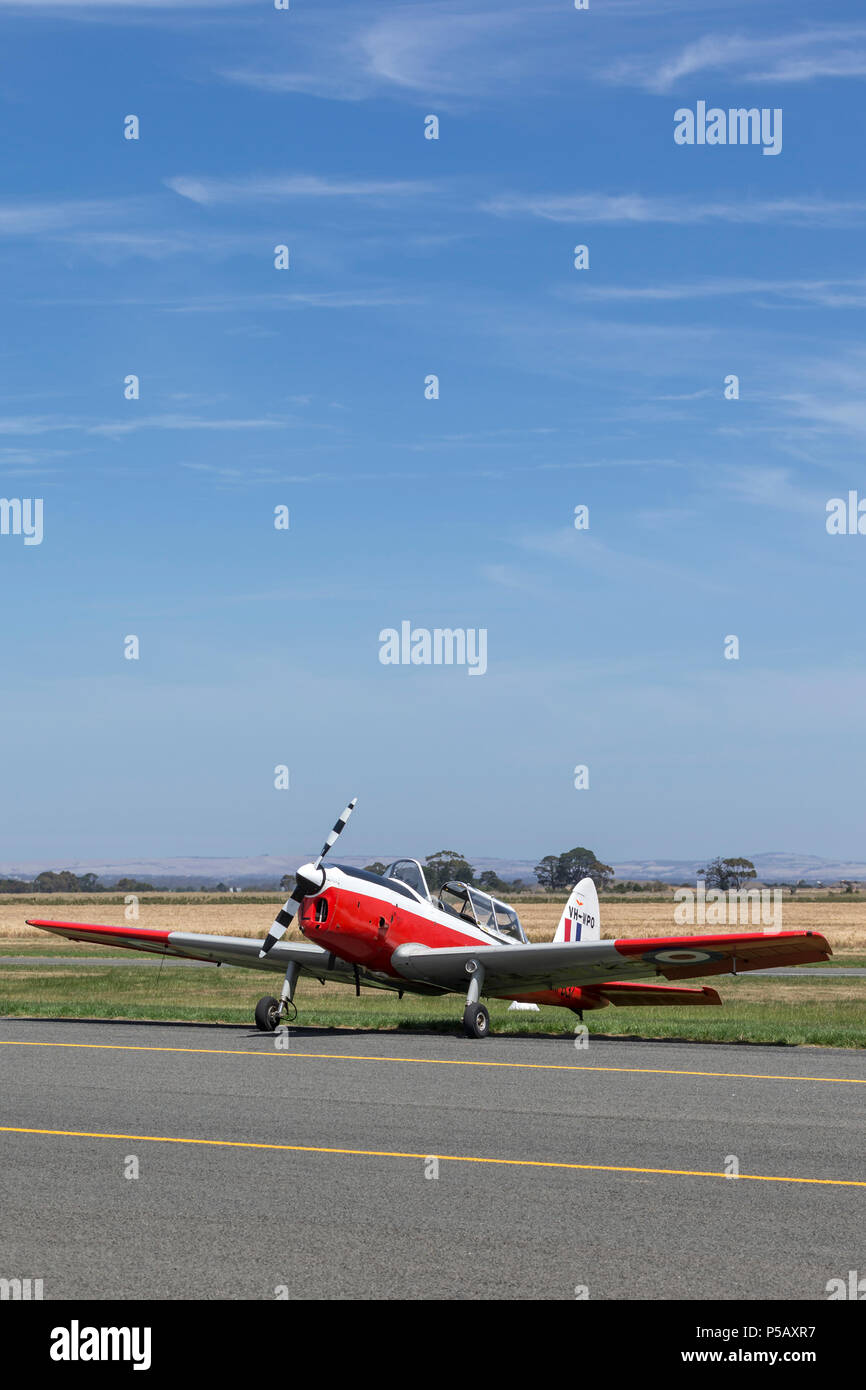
[[554, 877, 600, 944]]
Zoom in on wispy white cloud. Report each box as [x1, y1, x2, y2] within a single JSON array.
[[479, 563, 557, 599], [780, 351, 866, 439], [357, 6, 524, 94], [0, 414, 293, 438], [606, 26, 866, 93], [516, 526, 728, 592], [0, 0, 251, 7], [220, 2, 555, 105], [0, 198, 265, 261], [0, 416, 72, 436], [482, 191, 866, 227], [180, 461, 437, 485], [406, 426, 557, 451], [0, 445, 75, 469], [162, 289, 422, 313], [654, 389, 715, 401], [87, 414, 292, 438], [0, 197, 136, 235], [566, 276, 866, 308], [714, 465, 826, 517], [31, 288, 421, 312], [57, 229, 266, 261], [784, 394, 866, 438], [166, 173, 438, 206], [218, 67, 363, 99]]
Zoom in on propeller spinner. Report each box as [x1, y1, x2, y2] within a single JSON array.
[[259, 797, 358, 958]]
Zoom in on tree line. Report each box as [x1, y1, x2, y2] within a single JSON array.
[[0, 870, 154, 894], [361, 847, 615, 894], [2, 853, 762, 897], [363, 850, 760, 895]]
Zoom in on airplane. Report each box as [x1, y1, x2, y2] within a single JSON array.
[[27, 798, 832, 1039]]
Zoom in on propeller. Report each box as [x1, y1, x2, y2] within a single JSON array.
[[259, 797, 358, 958]]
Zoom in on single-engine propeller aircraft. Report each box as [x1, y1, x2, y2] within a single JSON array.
[[28, 798, 832, 1038]]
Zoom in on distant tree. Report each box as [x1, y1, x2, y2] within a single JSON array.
[[557, 848, 614, 891], [534, 848, 613, 891], [700, 857, 757, 891], [0, 877, 31, 894], [31, 869, 103, 893], [115, 877, 154, 892], [215, 882, 228, 893], [279, 873, 294, 891], [33, 871, 68, 893], [533, 856, 560, 890], [477, 869, 515, 896], [364, 862, 388, 876], [423, 850, 475, 892]]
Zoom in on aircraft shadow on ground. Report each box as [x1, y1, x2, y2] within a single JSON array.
[[3, 1014, 805, 1048]]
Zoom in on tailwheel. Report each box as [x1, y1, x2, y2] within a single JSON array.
[[255, 996, 281, 1032], [462, 1002, 490, 1039]]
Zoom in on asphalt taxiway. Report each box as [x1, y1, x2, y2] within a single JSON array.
[[1, 1018, 863, 1300]]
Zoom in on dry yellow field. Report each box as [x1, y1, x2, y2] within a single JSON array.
[[522, 899, 866, 952], [2, 894, 864, 953]]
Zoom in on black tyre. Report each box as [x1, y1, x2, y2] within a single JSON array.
[[462, 1003, 490, 1038], [255, 996, 281, 1032]]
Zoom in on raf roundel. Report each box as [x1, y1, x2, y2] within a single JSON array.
[[645, 948, 723, 965]]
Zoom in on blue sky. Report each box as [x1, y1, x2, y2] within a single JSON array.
[[0, 0, 864, 867]]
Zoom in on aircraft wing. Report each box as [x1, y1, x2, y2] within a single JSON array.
[[390, 930, 831, 995], [26, 919, 356, 982]]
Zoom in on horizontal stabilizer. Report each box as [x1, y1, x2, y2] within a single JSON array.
[[594, 981, 722, 1007]]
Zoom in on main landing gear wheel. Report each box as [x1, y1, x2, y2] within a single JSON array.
[[255, 996, 281, 1032], [462, 1002, 490, 1038]]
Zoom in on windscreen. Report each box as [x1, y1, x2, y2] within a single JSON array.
[[386, 859, 431, 900], [492, 899, 526, 942]]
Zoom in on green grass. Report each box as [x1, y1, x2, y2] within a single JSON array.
[[1, 961, 865, 1047], [0, 942, 163, 957]]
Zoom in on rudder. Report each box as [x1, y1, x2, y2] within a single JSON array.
[[553, 877, 600, 943]]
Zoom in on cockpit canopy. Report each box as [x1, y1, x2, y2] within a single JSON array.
[[438, 881, 527, 943], [382, 860, 526, 942], [384, 859, 431, 902]]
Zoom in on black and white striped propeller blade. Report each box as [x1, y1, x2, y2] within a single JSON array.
[[258, 886, 306, 959], [259, 798, 357, 958], [316, 797, 358, 865]]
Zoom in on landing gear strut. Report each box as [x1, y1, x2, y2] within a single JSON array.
[[255, 961, 300, 1032], [462, 959, 489, 1038]]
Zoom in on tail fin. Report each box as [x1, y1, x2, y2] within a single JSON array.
[[553, 877, 600, 944]]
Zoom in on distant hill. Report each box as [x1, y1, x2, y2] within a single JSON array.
[[610, 853, 866, 885], [1, 850, 865, 888], [0, 853, 543, 890]]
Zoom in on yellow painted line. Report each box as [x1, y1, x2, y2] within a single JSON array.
[[0, 1125, 863, 1186], [0, 1037, 864, 1087]]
